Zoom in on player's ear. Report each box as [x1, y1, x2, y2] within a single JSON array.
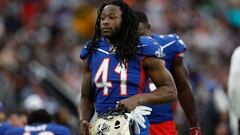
[[148, 24, 151, 30]]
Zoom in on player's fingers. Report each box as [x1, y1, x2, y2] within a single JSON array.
[[116, 102, 128, 112], [115, 106, 125, 112], [125, 113, 133, 121], [134, 121, 141, 134], [136, 109, 151, 116], [135, 106, 151, 116], [135, 118, 146, 129], [133, 110, 145, 123], [131, 111, 146, 128], [136, 106, 152, 112]]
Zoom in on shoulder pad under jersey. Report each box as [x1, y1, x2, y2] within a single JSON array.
[[151, 33, 187, 53], [137, 36, 162, 58], [80, 41, 92, 60]]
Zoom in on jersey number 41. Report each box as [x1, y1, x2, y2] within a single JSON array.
[[94, 58, 128, 96]]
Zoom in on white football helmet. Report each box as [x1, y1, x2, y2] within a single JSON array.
[[90, 112, 133, 135]]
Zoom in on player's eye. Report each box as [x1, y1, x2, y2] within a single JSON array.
[[100, 16, 105, 21], [109, 16, 117, 20]]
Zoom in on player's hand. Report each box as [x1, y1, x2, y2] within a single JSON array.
[[80, 120, 91, 135], [118, 94, 141, 112], [190, 127, 201, 135]]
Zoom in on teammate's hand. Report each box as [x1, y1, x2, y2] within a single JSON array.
[[190, 127, 201, 135], [118, 94, 141, 112], [80, 120, 91, 135]]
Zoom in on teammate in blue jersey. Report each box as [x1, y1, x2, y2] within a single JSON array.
[[135, 11, 201, 135], [79, 1, 177, 135], [4, 109, 71, 135], [0, 102, 12, 135], [0, 122, 12, 135]]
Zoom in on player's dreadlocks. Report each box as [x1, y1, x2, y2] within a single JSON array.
[[88, 0, 139, 66]]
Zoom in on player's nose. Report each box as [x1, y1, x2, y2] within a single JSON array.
[[102, 17, 110, 26]]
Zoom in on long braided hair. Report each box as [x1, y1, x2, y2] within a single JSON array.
[[87, 0, 139, 66]]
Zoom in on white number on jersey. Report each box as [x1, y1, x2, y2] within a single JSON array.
[[94, 58, 112, 96], [148, 81, 157, 92], [114, 63, 128, 95], [94, 58, 128, 96]]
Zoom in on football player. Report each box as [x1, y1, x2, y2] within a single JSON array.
[[135, 11, 201, 135], [4, 109, 71, 135], [79, 1, 177, 135], [0, 102, 12, 135]]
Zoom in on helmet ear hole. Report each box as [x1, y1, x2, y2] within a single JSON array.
[[115, 120, 120, 129]]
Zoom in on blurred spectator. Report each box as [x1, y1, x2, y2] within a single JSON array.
[[54, 107, 79, 135], [0, 104, 27, 135], [73, 4, 96, 39], [23, 94, 45, 112], [228, 46, 240, 135], [5, 109, 71, 135], [7, 109, 28, 127], [0, 102, 4, 122]]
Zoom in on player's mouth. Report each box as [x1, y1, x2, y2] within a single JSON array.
[[102, 28, 112, 33]]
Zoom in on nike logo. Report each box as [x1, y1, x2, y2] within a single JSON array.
[[159, 40, 176, 53], [161, 40, 176, 49]]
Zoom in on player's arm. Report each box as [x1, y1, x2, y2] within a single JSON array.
[[79, 60, 95, 135], [119, 57, 177, 111], [172, 57, 200, 127], [141, 57, 177, 104]]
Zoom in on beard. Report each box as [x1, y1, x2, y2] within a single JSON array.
[[102, 25, 121, 41]]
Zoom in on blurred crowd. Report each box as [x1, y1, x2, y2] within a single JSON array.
[[0, 0, 239, 135]]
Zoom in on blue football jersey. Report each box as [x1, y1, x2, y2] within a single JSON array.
[[0, 122, 12, 135], [4, 123, 71, 135], [146, 34, 187, 123], [80, 36, 161, 133]]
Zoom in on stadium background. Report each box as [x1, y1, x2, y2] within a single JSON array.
[[0, 0, 239, 135]]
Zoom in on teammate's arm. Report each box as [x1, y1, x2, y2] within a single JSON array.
[[79, 60, 95, 135], [119, 57, 177, 111], [172, 57, 201, 133]]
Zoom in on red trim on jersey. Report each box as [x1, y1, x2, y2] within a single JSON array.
[[138, 57, 147, 93], [174, 50, 186, 60], [124, 64, 128, 96], [114, 63, 121, 96]]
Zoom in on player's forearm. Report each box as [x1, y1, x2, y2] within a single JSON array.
[[79, 99, 95, 122], [79, 61, 95, 122], [139, 85, 177, 105], [172, 58, 199, 127], [178, 88, 199, 127]]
